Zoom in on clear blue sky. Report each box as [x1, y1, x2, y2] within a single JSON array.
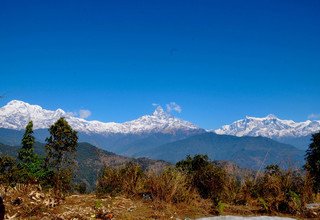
[[1, 0, 320, 129]]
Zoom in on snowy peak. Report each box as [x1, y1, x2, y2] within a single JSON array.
[[215, 115, 320, 138], [152, 106, 170, 119], [0, 100, 67, 130], [266, 114, 277, 119], [0, 100, 201, 135]]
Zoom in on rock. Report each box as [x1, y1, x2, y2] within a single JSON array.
[[306, 203, 320, 210]]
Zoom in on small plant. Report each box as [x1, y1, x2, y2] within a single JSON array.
[[258, 197, 269, 212], [94, 200, 103, 209], [212, 200, 225, 215]]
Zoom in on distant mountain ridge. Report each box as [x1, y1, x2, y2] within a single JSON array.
[[1, 100, 318, 140], [0, 100, 202, 134], [215, 114, 320, 138], [0, 100, 316, 163], [214, 114, 320, 149]]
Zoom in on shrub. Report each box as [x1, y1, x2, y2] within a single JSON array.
[[145, 167, 198, 203], [176, 155, 237, 203], [236, 165, 312, 214], [96, 163, 199, 204], [96, 162, 145, 197], [74, 181, 87, 194], [0, 155, 19, 187]]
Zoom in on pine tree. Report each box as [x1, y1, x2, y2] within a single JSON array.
[[18, 121, 36, 163], [18, 121, 47, 183], [305, 131, 320, 193], [45, 117, 78, 195]]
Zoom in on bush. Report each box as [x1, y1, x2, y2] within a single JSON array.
[[176, 155, 237, 203], [145, 167, 198, 203], [74, 181, 87, 194], [0, 155, 19, 187], [96, 163, 199, 204], [96, 162, 145, 197], [236, 165, 313, 214]]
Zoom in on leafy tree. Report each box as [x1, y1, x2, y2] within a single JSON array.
[[45, 117, 78, 195], [305, 132, 320, 192]]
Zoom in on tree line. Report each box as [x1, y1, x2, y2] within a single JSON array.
[[0, 118, 78, 198]]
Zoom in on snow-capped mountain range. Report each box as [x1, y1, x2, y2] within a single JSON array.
[[215, 114, 320, 138], [0, 100, 200, 134], [0, 100, 319, 139]]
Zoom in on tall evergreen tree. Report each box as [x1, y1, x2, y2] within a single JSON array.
[[305, 131, 320, 192], [18, 121, 36, 164], [45, 117, 78, 195]]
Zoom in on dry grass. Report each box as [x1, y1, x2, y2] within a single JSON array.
[[1, 183, 212, 219], [145, 167, 200, 204], [97, 163, 201, 205], [2, 160, 317, 219], [96, 163, 145, 197], [234, 167, 314, 216]]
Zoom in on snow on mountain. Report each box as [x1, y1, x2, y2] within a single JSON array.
[[0, 100, 200, 134], [215, 114, 320, 138]]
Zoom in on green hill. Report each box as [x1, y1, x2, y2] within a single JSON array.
[[0, 141, 169, 190], [136, 132, 305, 169]]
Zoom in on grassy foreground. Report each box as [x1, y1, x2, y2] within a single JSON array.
[[2, 183, 320, 219]]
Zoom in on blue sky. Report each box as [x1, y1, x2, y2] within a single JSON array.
[[1, 0, 320, 129]]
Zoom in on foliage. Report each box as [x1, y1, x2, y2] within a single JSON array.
[[96, 163, 199, 204], [18, 121, 36, 164], [17, 121, 50, 183], [146, 167, 198, 203], [305, 131, 320, 192], [237, 165, 312, 214], [18, 156, 52, 184], [176, 154, 211, 174], [74, 181, 87, 194], [176, 154, 236, 203], [0, 155, 19, 187], [96, 162, 145, 197], [45, 117, 78, 195]]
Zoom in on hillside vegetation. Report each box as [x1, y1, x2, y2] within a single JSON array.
[[1, 118, 319, 219]]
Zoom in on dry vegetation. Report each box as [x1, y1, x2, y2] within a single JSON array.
[[2, 120, 320, 219], [93, 155, 320, 219], [1, 155, 320, 219]]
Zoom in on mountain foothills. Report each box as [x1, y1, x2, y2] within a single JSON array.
[[0, 141, 169, 189], [0, 100, 318, 169], [138, 132, 304, 169]]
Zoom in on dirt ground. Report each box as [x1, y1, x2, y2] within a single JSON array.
[[1, 184, 319, 219], [1, 184, 212, 219]]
